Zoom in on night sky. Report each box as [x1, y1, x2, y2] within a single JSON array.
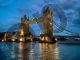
[[0, 0, 80, 36]]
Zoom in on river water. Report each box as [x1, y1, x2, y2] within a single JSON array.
[[0, 42, 80, 60]]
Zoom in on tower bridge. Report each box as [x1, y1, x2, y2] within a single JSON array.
[[1, 7, 80, 42], [21, 7, 53, 36], [19, 6, 80, 42], [20, 7, 54, 42]]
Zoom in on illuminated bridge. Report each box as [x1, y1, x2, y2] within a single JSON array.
[[2, 7, 80, 42]]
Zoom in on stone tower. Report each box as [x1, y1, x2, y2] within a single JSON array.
[[21, 15, 29, 36], [43, 7, 53, 36]]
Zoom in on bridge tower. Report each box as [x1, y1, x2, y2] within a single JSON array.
[[43, 7, 53, 36], [21, 15, 30, 36]]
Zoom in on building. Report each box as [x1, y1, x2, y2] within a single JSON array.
[[21, 7, 53, 36], [43, 7, 53, 36]]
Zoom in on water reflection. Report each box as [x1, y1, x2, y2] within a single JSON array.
[[1, 42, 80, 60], [0, 42, 60, 60], [19, 42, 26, 60], [19, 42, 60, 60], [39, 43, 60, 60]]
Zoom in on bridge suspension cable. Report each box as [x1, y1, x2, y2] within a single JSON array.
[[54, 21, 72, 35], [54, 21, 79, 35]]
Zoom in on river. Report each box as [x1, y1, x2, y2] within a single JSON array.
[[0, 42, 80, 60]]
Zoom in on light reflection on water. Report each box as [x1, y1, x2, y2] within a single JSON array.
[[1, 42, 80, 60], [2, 42, 80, 60], [0, 42, 60, 60]]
